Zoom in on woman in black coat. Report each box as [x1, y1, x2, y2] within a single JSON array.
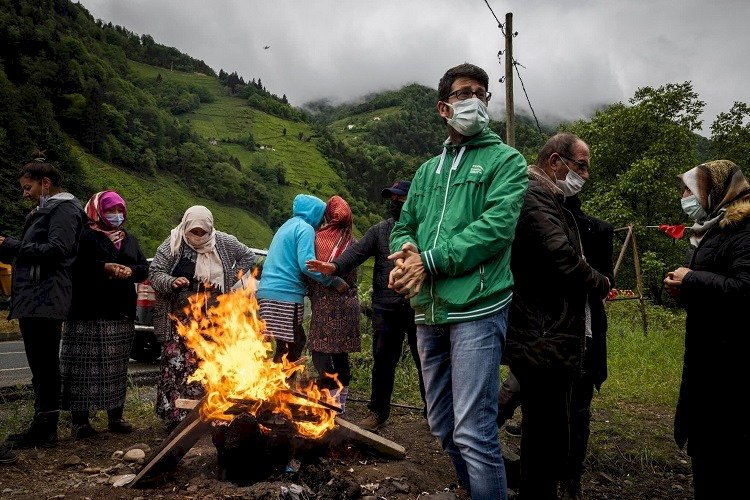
[[0, 159, 84, 449], [61, 191, 149, 438], [665, 160, 750, 499]]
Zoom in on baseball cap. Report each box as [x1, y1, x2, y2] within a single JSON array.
[[381, 180, 411, 198]]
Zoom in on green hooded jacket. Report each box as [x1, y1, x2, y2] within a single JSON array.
[[390, 128, 528, 324]]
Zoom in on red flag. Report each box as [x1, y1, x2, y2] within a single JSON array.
[[659, 224, 685, 239]]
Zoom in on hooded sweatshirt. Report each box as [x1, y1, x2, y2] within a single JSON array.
[[257, 194, 336, 303], [390, 128, 528, 324]]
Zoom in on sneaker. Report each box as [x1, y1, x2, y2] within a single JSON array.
[[0, 444, 18, 465], [505, 423, 522, 437], [108, 419, 133, 434], [356, 412, 386, 432]]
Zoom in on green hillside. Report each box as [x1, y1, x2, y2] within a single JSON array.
[[129, 60, 383, 234], [71, 141, 273, 255]]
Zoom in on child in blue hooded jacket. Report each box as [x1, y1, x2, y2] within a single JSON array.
[[257, 194, 348, 363]]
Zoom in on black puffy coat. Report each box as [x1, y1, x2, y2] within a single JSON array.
[[564, 195, 615, 390], [504, 167, 609, 377], [0, 194, 84, 320], [674, 198, 750, 455], [67, 227, 149, 321], [333, 218, 410, 311]]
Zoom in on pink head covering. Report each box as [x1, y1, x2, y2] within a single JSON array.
[[98, 191, 127, 219], [84, 190, 127, 250]]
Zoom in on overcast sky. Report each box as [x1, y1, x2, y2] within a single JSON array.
[[79, 0, 749, 135]]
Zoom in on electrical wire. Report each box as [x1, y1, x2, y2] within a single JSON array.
[[513, 60, 543, 134]]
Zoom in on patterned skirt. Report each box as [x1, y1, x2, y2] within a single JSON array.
[[60, 319, 135, 412], [259, 299, 303, 343]]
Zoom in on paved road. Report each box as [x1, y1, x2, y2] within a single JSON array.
[[0, 339, 160, 388]]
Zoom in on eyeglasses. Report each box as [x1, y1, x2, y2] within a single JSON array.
[[445, 88, 491, 102], [559, 155, 589, 171]]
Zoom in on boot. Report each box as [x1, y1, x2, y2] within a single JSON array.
[[107, 406, 133, 434], [12, 411, 59, 449], [71, 411, 97, 439]]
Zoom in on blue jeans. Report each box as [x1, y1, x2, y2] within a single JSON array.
[[417, 308, 508, 500]]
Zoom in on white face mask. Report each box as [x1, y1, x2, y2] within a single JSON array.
[[446, 98, 489, 136], [556, 169, 586, 197], [105, 213, 125, 227]]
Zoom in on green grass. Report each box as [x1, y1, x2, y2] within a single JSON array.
[[72, 142, 274, 255], [129, 60, 357, 215]]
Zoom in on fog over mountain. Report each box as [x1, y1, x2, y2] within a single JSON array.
[[80, 0, 750, 133]]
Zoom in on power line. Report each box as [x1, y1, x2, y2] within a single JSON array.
[[482, 0, 505, 34], [481, 4, 544, 136], [513, 60, 543, 134]]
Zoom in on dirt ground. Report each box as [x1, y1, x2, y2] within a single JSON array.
[[0, 387, 694, 499]]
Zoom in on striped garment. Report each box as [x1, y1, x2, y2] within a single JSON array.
[[259, 299, 302, 343]]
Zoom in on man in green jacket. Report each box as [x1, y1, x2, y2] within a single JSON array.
[[389, 63, 528, 500]]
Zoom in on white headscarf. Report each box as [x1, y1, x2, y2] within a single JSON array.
[[169, 205, 225, 291]]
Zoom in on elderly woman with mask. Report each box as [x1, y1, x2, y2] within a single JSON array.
[[61, 190, 149, 438], [150, 205, 255, 426], [664, 160, 750, 499]]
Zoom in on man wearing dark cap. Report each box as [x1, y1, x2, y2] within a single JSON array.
[[307, 180, 426, 431]]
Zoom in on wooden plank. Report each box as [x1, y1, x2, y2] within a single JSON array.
[[175, 398, 200, 410], [334, 415, 406, 460], [129, 397, 210, 488]]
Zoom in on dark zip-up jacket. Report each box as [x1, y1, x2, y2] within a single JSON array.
[[332, 218, 409, 311], [674, 198, 750, 455], [0, 194, 84, 320], [504, 167, 609, 377]]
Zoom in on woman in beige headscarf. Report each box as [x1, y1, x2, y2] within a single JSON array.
[[664, 160, 750, 499], [149, 206, 256, 427]]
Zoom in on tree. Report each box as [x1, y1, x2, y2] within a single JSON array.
[[710, 101, 750, 175], [570, 82, 705, 301]]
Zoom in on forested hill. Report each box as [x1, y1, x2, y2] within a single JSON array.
[[0, 0, 552, 254]]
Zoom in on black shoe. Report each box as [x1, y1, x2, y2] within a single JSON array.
[[504, 423, 522, 437], [12, 412, 59, 449], [108, 419, 133, 434], [72, 422, 98, 440], [0, 444, 18, 465]]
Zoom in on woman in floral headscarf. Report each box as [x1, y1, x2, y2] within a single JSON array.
[[149, 205, 255, 427], [307, 196, 361, 412], [664, 160, 750, 499], [61, 190, 149, 438]]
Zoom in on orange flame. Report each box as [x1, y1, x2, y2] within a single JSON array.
[[176, 277, 339, 439]]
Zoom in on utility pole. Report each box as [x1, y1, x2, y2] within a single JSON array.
[[504, 12, 515, 147]]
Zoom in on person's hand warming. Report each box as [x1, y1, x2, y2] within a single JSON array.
[[388, 243, 425, 298], [664, 266, 691, 298], [306, 260, 336, 275], [104, 263, 132, 280], [172, 276, 190, 289]]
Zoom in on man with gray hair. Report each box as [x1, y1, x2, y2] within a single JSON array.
[[504, 132, 610, 499]]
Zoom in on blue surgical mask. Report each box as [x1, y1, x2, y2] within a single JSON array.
[[681, 195, 707, 221], [105, 213, 125, 227], [446, 98, 489, 136]]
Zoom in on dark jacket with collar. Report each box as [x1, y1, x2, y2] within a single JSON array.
[[564, 195, 615, 390], [674, 197, 750, 454], [0, 194, 84, 320], [67, 227, 149, 321], [332, 218, 409, 311], [504, 167, 609, 378]]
